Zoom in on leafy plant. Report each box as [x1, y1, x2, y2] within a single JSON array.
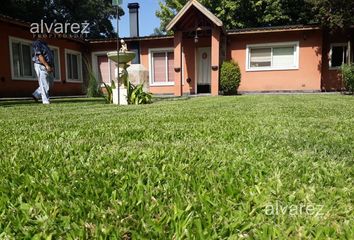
[[87, 71, 103, 98], [102, 81, 116, 104], [341, 64, 354, 94], [220, 60, 241, 95], [128, 84, 152, 105]]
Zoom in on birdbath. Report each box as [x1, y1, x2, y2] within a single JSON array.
[[107, 51, 136, 105]]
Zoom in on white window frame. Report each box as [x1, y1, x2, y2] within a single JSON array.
[[246, 41, 299, 72], [65, 49, 83, 83], [9, 36, 61, 81], [50, 46, 61, 82], [329, 43, 348, 70], [149, 48, 175, 86]]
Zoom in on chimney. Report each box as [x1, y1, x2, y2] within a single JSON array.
[[128, 3, 140, 37]]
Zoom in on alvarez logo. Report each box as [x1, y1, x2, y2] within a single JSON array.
[[30, 19, 90, 38]]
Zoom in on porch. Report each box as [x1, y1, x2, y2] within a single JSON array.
[[166, 0, 225, 96]]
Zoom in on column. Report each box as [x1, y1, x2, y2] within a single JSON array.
[[174, 31, 182, 96], [211, 26, 220, 96]]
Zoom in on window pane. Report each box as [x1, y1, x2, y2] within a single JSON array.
[[22, 44, 32, 77], [72, 54, 79, 79], [331, 46, 347, 67], [30, 48, 35, 77], [67, 54, 72, 79], [250, 48, 271, 67], [52, 49, 60, 79], [273, 47, 295, 67], [12, 42, 21, 77], [344, 46, 348, 64], [167, 52, 174, 82], [153, 52, 166, 82]]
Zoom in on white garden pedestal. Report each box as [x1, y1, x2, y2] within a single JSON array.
[[113, 86, 128, 105], [107, 51, 136, 105]]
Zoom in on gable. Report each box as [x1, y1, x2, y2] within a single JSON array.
[[166, 0, 223, 31]]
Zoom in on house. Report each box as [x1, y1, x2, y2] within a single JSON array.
[[0, 15, 89, 97], [0, 0, 353, 98]]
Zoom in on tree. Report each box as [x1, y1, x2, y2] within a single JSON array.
[[0, 0, 124, 38], [156, 0, 315, 33], [151, 27, 165, 36], [308, 0, 354, 31]]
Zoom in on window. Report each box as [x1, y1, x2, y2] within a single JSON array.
[[11, 40, 35, 79], [65, 50, 82, 82], [149, 48, 175, 85], [51, 48, 61, 81], [247, 42, 299, 71], [9, 37, 61, 81], [330, 44, 348, 69]]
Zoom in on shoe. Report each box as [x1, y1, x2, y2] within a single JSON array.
[[32, 94, 39, 102]]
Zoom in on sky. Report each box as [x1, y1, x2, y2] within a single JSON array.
[[111, 0, 162, 37]]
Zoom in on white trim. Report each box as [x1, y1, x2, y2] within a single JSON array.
[[9, 36, 36, 81], [196, 47, 212, 92], [148, 48, 175, 86], [91, 51, 113, 87], [246, 41, 300, 72], [64, 48, 83, 83], [194, 47, 197, 94], [329, 43, 348, 70], [9, 36, 61, 81], [182, 48, 185, 86], [50, 46, 61, 82]]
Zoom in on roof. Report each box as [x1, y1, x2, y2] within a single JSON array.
[[227, 25, 321, 35], [0, 14, 31, 28], [166, 0, 223, 31], [0, 14, 323, 44], [89, 35, 174, 43]]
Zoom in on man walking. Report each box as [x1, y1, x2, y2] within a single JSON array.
[[32, 39, 54, 104]]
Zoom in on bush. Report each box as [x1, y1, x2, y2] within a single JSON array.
[[220, 60, 241, 95], [341, 64, 354, 94], [128, 84, 152, 105], [102, 81, 115, 104], [87, 71, 103, 97]]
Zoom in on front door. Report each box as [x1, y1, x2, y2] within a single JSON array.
[[197, 47, 211, 94], [97, 55, 110, 84]]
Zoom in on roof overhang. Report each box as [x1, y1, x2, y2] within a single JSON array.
[[166, 0, 223, 31], [89, 35, 174, 44], [227, 25, 321, 35]]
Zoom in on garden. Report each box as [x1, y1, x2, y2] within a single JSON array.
[[0, 94, 353, 239]]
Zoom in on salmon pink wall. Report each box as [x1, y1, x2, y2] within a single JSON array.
[[140, 39, 176, 94], [228, 30, 323, 92], [0, 21, 86, 97], [211, 26, 220, 96]]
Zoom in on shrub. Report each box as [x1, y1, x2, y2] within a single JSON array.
[[128, 84, 152, 105], [102, 81, 115, 104], [87, 70, 103, 97], [220, 60, 241, 95], [341, 64, 354, 94]]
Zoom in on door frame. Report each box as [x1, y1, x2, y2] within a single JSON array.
[[195, 47, 211, 94]]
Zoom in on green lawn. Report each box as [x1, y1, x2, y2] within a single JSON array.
[[0, 95, 353, 239]]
